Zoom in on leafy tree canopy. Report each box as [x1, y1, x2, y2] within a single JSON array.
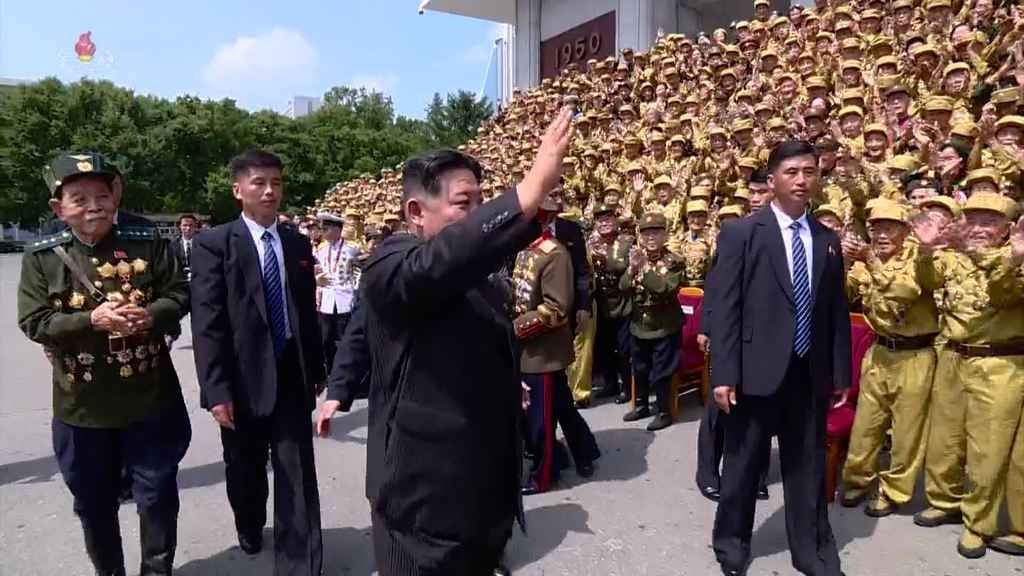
[[0, 79, 494, 225]]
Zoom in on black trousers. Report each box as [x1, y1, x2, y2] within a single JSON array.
[[713, 354, 841, 576], [53, 400, 191, 526], [631, 331, 682, 414], [594, 315, 632, 392], [318, 312, 350, 374], [372, 511, 512, 576], [696, 399, 770, 492], [522, 371, 601, 491], [220, 342, 323, 575]]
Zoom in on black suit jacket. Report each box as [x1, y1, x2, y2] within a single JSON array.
[[709, 207, 851, 397], [361, 192, 538, 551], [191, 217, 327, 417], [554, 218, 591, 314], [169, 236, 195, 269]]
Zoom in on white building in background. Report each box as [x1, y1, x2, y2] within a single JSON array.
[[288, 95, 322, 118], [419, 0, 792, 105]]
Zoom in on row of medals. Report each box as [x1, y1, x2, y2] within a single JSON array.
[[56, 257, 159, 385], [512, 251, 537, 315]]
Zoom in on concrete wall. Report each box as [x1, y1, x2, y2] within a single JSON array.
[[514, 0, 790, 89]]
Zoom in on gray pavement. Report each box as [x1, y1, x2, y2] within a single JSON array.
[[0, 254, 1019, 576]]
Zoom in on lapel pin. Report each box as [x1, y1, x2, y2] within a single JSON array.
[[828, 245, 835, 256]]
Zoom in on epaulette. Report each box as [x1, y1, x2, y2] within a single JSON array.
[[26, 229, 73, 253], [116, 226, 157, 242], [538, 239, 558, 254]]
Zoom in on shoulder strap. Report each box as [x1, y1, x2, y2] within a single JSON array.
[[52, 246, 106, 304]]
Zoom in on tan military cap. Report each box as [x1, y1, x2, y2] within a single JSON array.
[[951, 122, 979, 139], [919, 196, 961, 218], [815, 204, 845, 220], [838, 106, 864, 118], [604, 182, 623, 194], [963, 192, 1013, 217], [689, 186, 711, 199], [964, 168, 1001, 188], [864, 123, 887, 136], [996, 116, 1024, 131], [653, 175, 673, 187], [765, 118, 786, 130], [719, 205, 745, 219], [686, 200, 710, 215], [991, 87, 1020, 104], [888, 154, 921, 171], [733, 118, 755, 132], [731, 188, 751, 201], [867, 201, 907, 224], [924, 96, 955, 112]]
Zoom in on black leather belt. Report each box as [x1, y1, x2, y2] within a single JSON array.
[[875, 333, 937, 351], [948, 341, 1024, 358]]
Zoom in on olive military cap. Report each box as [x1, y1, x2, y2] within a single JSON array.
[[44, 152, 116, 197], [637, 212, 668, 231]]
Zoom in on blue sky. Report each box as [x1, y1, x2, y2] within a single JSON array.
[[0, 0, 502, 118]]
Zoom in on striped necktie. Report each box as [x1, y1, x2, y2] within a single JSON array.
[[790, 221, 811, 357], [261, 231, 288, 357]]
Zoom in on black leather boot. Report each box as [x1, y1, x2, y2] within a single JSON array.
[[82, 521, 126, 576], [139, 512, 178, 575]]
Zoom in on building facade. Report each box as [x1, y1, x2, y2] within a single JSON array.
[[420, 0, 791, 105]]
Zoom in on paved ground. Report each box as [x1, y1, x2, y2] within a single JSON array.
[[0, 254, 1020, 576]]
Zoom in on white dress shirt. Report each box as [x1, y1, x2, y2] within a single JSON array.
[[241, 214, 292, 339], [770, 202, 814, 290]]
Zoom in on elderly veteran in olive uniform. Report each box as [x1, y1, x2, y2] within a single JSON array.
[[839, 201, 939, 518], [17, 153, 191, 575], [589, 203, 634, 404], [513, 203, 600, 495], [620, 212, 686, 432], [911, 192, 1024, 558]]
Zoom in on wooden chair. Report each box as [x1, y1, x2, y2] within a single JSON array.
[[629, 288, 708, 421], [825, 312, 875, 503]]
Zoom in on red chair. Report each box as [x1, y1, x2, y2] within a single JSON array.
[[825, 312, 875, 503], [630, 288, 708, 422], [677, 288, 710, 407]]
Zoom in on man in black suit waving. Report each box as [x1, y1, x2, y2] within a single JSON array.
[[316, 109, 572, 576], [191, 150, 326, 575], [710, 141, 851, 576]]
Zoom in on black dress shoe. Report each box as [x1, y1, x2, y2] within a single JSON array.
[[756, 486, 769, 500], [623, 405, 651, 422], [493, 562, 511, 576], [521, 481, 542, 496], [720, 567, 743, 576], [574, 398, 591, 409], [700, 486, 720, 502], [614, 392, 630, 404], [646, 413, 673, 431], [238, 531, 263, 555], [576, 462, 596, 479]]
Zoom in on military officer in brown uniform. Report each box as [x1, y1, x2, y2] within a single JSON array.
[[514, 200, 600, 494], [17, 153, 191, 575], [621, 212, 686, 431], [590, 203, 635, 404]]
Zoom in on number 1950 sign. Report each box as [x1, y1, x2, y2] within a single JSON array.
[[540, 11, 616, 80]]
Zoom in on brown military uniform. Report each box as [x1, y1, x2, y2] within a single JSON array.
[[513, 233, 576, 373]]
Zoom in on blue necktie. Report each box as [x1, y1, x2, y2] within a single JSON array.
[[261, 231, 288, 357], [790, 222, 811, 357]]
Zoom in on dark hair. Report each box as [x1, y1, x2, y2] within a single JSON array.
[[230, 149, 283, 181], [939, 139, 970, 161], [814, 138, 840, 153], [748, 168, 769, 184], [178, 213, 198, 225], [767, 140, 818, 174], [400, 149, 482, 206]]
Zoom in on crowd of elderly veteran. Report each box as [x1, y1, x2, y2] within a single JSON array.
[[299, 0, 1024, 561]]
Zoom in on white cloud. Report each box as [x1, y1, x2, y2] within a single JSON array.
[[349, 72, 400, 94], [203, 28, 320, 92]]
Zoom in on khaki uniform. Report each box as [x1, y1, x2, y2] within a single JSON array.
[[919, 244, 1024, 540], [842, 244, 939, 506], [513, 235, 576, 373]]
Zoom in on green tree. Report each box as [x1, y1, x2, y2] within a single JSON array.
[[0, 78, 489, 227], [423, 90, 494, 149]]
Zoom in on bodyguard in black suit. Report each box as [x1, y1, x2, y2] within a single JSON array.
[[710, 141, 851, 576], [316, 111, 572, 576], [191, 150, 326, 575]]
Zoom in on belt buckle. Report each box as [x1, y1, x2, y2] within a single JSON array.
[[883, 337, 898, 351], [108, 332, 126, 354], [959, 343, 988, 356]]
